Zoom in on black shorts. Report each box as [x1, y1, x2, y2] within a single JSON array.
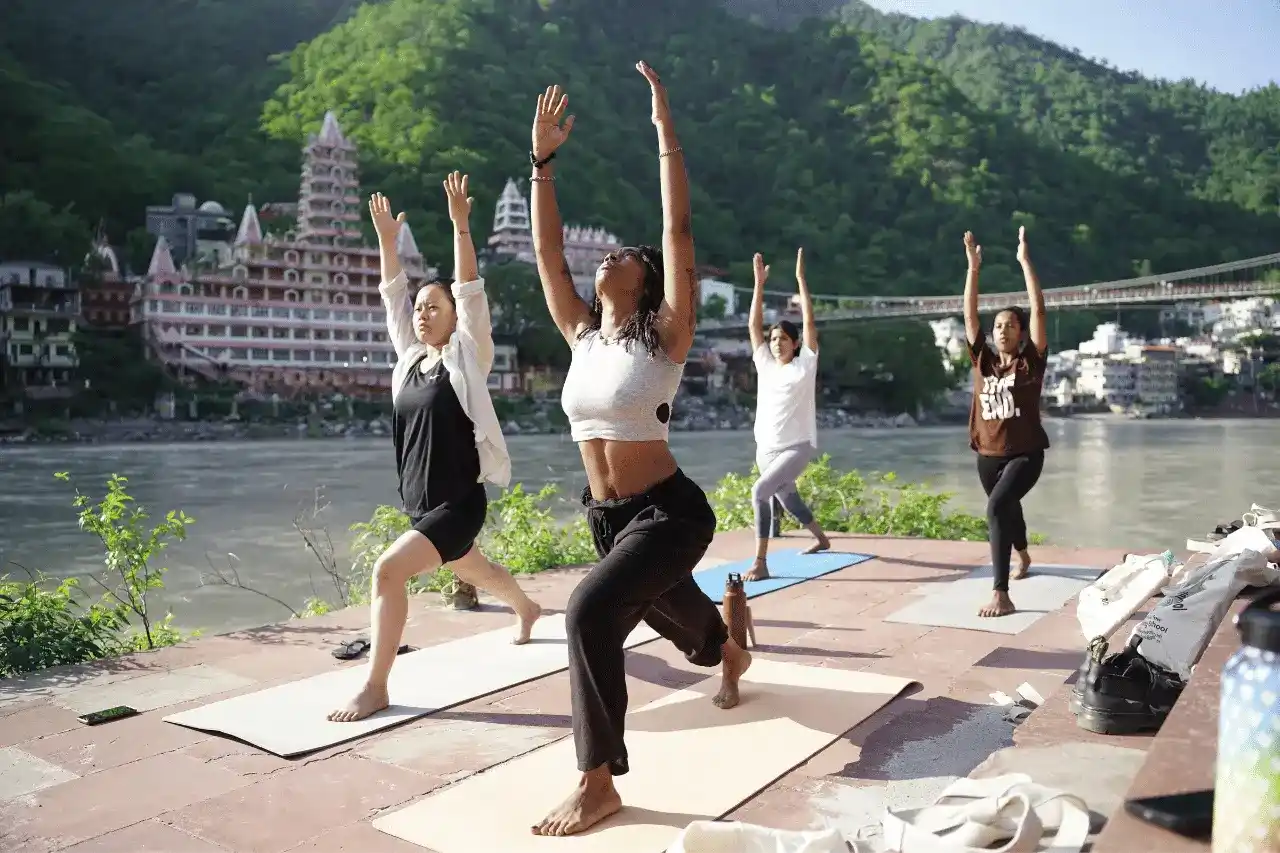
[[410, 482, 488, 563]]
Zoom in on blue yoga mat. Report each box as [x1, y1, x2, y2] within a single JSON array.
[[693, 549, 874, 603]]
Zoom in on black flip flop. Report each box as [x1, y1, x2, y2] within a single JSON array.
[[332, 638, 370, 660]]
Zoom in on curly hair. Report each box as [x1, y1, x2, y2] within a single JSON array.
[[577, 244, 664, 355]]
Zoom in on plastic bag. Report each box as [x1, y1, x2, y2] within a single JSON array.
[[669, 820, 855, 853], [1129, 526, 1279, 680]]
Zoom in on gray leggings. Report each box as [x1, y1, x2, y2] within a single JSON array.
[[752, 443, 816, 538]]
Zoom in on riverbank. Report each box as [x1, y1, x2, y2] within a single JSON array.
[[0, 405, 932, 444]]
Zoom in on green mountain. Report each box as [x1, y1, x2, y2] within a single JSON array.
[[3, 0, 1278, 298]]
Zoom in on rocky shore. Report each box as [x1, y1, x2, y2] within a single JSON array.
[[1, 400, 930, 445]]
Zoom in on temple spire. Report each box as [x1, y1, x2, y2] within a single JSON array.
[[397, 222, 421, 259], [148, 236, 177, 277], [318, 111, 346, 146], [235, 203, 263, 245]]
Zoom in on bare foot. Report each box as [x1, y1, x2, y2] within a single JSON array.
[[1011, 550, 1032, 580], [512, 601, 542, 645], [978, 591, 1016, 618], [801, 531, 831, 555], [744, 559, 770, 582], [531, 771, 623, 836], [327, 681, 389, 722], [713, 639, 753, 709]]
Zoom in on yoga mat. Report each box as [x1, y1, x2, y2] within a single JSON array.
[[882, 563, 1104, 635], [164, 614, 659, 757], [693, 549, 874, 603], [372, 659, 918, 853]]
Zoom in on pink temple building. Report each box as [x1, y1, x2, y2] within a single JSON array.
[[487, 178, 621, 301], [131, 112, 428, 398]]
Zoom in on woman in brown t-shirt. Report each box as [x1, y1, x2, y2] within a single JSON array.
[[963, 227, 1049, 618]]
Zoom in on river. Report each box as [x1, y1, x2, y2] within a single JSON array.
[[2, 418, 1276, 635]]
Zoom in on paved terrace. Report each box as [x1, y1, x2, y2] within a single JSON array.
[[2, 532, 1166, 853]]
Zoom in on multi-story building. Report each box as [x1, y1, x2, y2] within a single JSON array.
[[1077, 354, 1137, 410], [1130, 344, 1179, 411], [145, 195, 237, 267], [80, 239, 133, 329], [0, 261, 80, 398], [132, 112, 429, 397], [487, 177, 621, 301]]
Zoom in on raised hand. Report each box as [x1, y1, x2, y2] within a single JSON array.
[[753, 253, 769, 285], [795, 247, 806, 283], [369, 193, 405, 244], [532, 85, 575, 162], [1016, 225, 1030, 265], [635, 61, 671, 126], [443, 171, 472, 226], [964, 231, 982, 270]]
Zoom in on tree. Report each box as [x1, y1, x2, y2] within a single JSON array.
[[482, 259, 570, 369], [699, 294, 728, 321], [0, 191, 92, 266]]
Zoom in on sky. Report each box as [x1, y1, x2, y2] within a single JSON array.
[[862, 0, 1279, 95]]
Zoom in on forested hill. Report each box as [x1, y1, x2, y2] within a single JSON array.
[[3, 0, 1278, 299]]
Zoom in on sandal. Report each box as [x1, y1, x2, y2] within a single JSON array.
[[332, 637, 371, 660], [883, 774, 1090, 852]]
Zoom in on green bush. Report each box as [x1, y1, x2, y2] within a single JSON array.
[[0, 574, 125, 678], [708, 455, 1003, 541]]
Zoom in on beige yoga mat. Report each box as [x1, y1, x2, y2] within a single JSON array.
[[883, 563, 1104, 635], [164, 614, 659, 757], [373, 659, 918, 853]]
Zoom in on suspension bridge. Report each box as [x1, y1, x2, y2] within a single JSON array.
[[697, 251, 1280, 335]]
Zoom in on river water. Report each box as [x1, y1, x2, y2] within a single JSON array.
[[2, 418, 1276, 635]]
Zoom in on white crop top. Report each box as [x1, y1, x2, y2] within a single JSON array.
[[561, 330, 685, 442]]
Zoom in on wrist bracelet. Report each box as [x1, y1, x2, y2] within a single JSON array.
[[659, 146, 684, 158], [456, 230, 470, 235], [530, 150, 557, 169], [531, 174, 555, 183]]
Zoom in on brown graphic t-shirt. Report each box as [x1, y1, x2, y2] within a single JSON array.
[[967, 336, 1050, 457]]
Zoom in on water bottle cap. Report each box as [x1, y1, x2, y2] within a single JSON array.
[[1236, 589, 1280, 653]]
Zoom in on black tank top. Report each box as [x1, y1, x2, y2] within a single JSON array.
[[393, 355, 482, 515]]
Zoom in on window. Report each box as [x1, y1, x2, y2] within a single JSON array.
[[330, 219, 343, 231], [309, 273, 325, 284], [251, 327, 268, 339], [252, 348, 269, 360], [295, 351, 312, 362], [272, 308, 290, 318], [333, 273, 348, 287], [230, 325, 248, 337], [284, 289, 299, 302], [252, 307, 269, 318], [208, 325, 226, 337], [284, 269, 299, 283], [313, 309, 330, 320], [292, 309, 309, 320], [313, 350, 330, 361], [230, 348, 248, 360], [314, 329, 330, 340], [185, 325, 202, 336], [178, 284, 193, 295], [332, 293, 347, 306], [284, 250, 300, 265], [334, 254, 348, 268], [232, 265, 249, 281], [272, 327, 289, 339], [209, 304, 228, 315], [232, 286, 248, 300], [271, 350, 289, 361]]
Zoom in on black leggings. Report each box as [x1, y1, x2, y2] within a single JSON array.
[[976, 451, 1044, 592], [566, 469, 728, 776]]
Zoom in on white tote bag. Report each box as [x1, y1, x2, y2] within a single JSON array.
[[668, 820, 854, 853], [1076, 551, 1176, 642]]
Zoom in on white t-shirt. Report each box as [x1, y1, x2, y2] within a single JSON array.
[[753, 343, 819, 454]]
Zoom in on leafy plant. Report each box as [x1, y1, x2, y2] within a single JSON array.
[[54, 471, 193, 650], [709, 455, 1034, 543], [0, 572, 126, 678]]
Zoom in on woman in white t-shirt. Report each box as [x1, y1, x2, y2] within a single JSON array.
[[745, 248, 830, 582]]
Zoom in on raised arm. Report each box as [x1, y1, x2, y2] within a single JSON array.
[[962, 231, 982, 347], [1017, 226, 1048, 355], [530, 85, 591, 346], [639, 61, 697, 364], [443, 171, 493, 371], [748, 253, 767, 352], [795, 247, 818, 353], [370, 192, 416, 357]]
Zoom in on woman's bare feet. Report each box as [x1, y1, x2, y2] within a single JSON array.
[[1011, 550, 1032, 580], [978, 591, 1016, 618], [327, 681, 389, 722], [713, 639, 753, 709], [801, 529, 831, 555], [531, 767, 623, 836], [744, 558, 770, 582], [513, 601, 542, 645]]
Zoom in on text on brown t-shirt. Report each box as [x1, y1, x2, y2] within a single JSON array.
[[967, 336, 1050, 457]]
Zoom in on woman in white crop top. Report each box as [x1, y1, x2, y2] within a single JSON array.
[[326, 176, 542, 725], [526, 66, 751, 838], [745, 248, 830, 582]]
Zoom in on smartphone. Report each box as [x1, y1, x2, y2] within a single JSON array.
[[1124, 789, 1214, 839], [77, 705, 140, 726]]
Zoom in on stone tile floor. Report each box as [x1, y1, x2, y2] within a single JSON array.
[[0, 533, 1149, 852]]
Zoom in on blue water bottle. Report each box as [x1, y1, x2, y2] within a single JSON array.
[[1214, 589, 1280, 852]]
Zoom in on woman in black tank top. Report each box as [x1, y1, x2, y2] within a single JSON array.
[[327, 174, 543, 724]]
